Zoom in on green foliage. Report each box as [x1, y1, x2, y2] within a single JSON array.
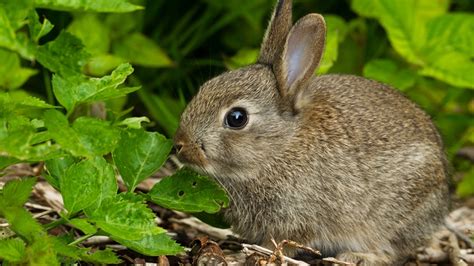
[[0, 0, 472, 263], [0, 0, 228, 263], [149, 167, 230, 213], [113, 128, 173, 191]]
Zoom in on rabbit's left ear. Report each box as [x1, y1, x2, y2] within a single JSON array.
[[274, 14, 326, 107]]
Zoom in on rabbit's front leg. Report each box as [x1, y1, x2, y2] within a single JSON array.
[[336, 251, 393, 266]]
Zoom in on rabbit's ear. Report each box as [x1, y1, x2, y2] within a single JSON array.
[[258, 0, 292, 65], [274, 14, 326, 107]]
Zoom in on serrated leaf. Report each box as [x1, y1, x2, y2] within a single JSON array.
[[36, 31, 89, 77], [68, 218, 97, 235], [83, 54, 126, 76], [112, 232, 183, 256], [1, 177, 36, 208], [0, 115, 62, 161], [44, 110, 121, 157], [52, 63, 138, 112], [28, 10, 54, 43], [0, 156, 20, 170], [0, 238, 26, 262], [81, 248, 122, 264], [113, 33, 173, 68], [72, 117, 121, 156], [25, 235, 59, 266], [148, 167, 229, 213], [0, 207, 44, 242], [116, 116, 150, 129], [60, 157, 117, 215], [35, 0, 143, 13], [113, 128, 173, 191], [0, 1, 35, 60], [363, 59, 416, 90], [88, 193, 164, 241], [44, 156, 77, 190]]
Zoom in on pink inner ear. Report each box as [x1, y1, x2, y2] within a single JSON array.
[[287, 41, 306, 86]]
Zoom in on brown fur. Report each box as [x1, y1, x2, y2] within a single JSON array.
[[174, 1, 449, 265]]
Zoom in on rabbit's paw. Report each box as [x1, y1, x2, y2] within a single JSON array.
[[336, 251, 391, 266]]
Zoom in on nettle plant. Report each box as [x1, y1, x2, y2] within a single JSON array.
[[0, 1, 228, 264]]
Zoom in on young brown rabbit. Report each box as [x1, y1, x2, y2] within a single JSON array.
[[174, 0, 449, 264]]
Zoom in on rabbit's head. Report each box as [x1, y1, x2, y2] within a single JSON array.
[[175, 0, 326, 180]]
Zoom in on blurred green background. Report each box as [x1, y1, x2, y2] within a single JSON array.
[[3, 0, 474, 196]]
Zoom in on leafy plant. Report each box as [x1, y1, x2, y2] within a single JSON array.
[[0, 0, 228, 264]]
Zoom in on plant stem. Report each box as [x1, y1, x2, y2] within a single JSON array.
[[43, 68, 54, 105], [43, 216, 67, 231], [68, 233, 94, 246]]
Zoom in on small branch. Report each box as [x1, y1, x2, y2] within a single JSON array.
[[68, 233, 95, 246]]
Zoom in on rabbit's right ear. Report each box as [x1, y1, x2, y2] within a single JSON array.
[[274, 14, 326, 110], [258, 0, 292, 65]]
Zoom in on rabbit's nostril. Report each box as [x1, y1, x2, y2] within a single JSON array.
[[174, 143, 184, 154]]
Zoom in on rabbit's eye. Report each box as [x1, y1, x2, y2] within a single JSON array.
[[225, 107, 248, 129]]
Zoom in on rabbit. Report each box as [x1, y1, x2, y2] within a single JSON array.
[[174, 0, 450, 264]]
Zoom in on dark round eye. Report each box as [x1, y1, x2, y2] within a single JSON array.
[[225, 107, 248, 129]]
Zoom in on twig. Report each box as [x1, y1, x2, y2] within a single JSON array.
[[25, 202, 54, 212], [169, 217, 236, 240], [242, 243, 310, 265], [322, 257, 356, 265], [447, 232, 468, 266], [445, 220, 474, 248]]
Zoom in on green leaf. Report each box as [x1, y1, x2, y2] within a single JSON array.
[[0, 114, 62, 161], [224, 48, 258, 70], [113, 33, 173, 68], [44, 156, 77, 190], [0, 238, 26, 262], [24, 235, 59, 266], [0, 0, 33, 30], [88, 193, 164, 241], [148, 167, 229, 213], [363, 59, 417, 90], [113, 128, 173, 191], [80, 248, 121, 264], [0, 156, 20, 170], [68, 218, 97, 235], [351, 0, 449, 65], [34, 0, 143, 13], [1, 177, 36, 208], [44, 110, 121, 157], [52, 63, 138, 112], [83, 54, 126, 76], [112, 232, 183, 256], [0, 49, 37, 90], [36, 31, 89, 76], [116, 116, 150, 129], [71, 117, 121, 156], [28, 10, 54, 43], [420, 13, 474, 89], [0, 207, 44, 242], [0, 2, 35, 59], [60, 157, 117, 215], [457, 168, 474, 198], [67, 13, 110, 55], [318, 15, 348, 74]]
